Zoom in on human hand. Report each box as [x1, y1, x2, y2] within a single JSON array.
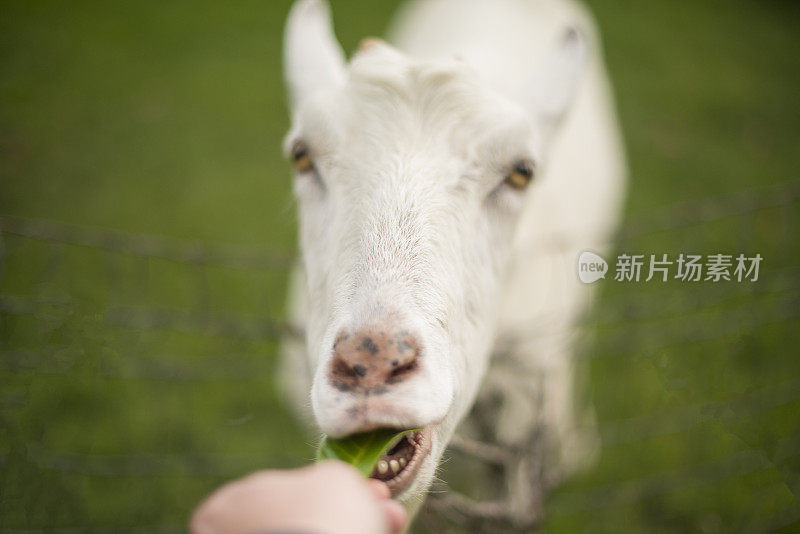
[[190, 461, 407, 534]]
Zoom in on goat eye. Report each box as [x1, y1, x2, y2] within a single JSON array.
[[291, 141, 314, 173], [504, 160, 535, 190]]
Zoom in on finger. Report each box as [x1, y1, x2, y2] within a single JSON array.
[[366, 479, 391, 500], [381, 500, 408, 534]]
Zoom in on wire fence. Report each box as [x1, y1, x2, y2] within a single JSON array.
[[1, 179, 798, 533]]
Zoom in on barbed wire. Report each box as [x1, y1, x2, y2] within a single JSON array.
[[20, 374, 795, 479], [1, 260, 796, 354], [1, 179, 798, 266], [620, 179, 800, 240], [0, 215, 294, 270], [5, 345, 799, 476], [548, 433, 800, 515], [519, 179, 800, 255], [1, 283, 797, 387], [24, 447, 298, 478], [0, 179, 797, 533]]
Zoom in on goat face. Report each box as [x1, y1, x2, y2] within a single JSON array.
[[282, 0, 584, 501]]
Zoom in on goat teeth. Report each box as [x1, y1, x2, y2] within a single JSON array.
[[389, 459, 400, 473], [377, 461, 389, 475], [398, 458, 406, 467]]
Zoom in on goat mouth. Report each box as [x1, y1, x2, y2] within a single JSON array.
[[369, 427, 432, 496]]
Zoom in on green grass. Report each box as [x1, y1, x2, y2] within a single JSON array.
[[1, 0, 799, 532]]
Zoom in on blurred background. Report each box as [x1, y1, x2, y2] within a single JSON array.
[[1, 0, 798, 532]]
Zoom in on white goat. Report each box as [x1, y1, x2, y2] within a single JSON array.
[[279, 0, 627, 512]]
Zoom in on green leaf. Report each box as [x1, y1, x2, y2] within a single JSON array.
[[316, 428, 418, 477]]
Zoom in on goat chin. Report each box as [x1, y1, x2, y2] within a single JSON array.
[[279, 0, 627, 510]]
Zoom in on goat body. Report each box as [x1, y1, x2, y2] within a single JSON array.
[[280, 0, 627, 509]]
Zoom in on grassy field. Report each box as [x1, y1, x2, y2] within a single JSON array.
[[1, 0, 799, 532]]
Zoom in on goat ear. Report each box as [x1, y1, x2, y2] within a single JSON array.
[[284, 0, 346, 110], [529, 27, 587, 140]]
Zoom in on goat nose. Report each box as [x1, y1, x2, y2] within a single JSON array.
[[328, 328, 420, 392]]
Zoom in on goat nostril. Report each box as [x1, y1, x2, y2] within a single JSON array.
[[389, 360, 417, 381], [331, 357, 357, 379], [352, 364, 367, 377]]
